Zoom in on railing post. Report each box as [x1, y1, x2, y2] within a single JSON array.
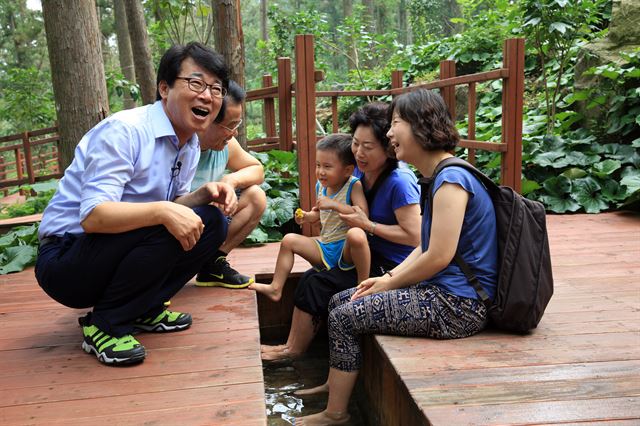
[[294, 34, 318, 237], [22, 131, 35, 185], [262, 74, 277, 139], [467, 82, 477, 165], [439, 60, 456, 121], [277, 57, 293, 151], [391, 70, 404, 97], [501, 38, 525, 193]]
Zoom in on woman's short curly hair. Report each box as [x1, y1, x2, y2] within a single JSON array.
[[389, 89, 460, 152], [348, 102, 398, 167]]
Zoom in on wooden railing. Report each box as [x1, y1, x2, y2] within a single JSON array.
[[245, 35, 524, 235], [1, 36, 524, 231], [0, 126, 62, 195]]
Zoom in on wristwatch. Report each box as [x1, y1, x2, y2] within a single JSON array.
[[368, 221, 377, 236]]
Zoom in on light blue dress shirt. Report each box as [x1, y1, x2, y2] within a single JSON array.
[[39, 101, 201, 239]]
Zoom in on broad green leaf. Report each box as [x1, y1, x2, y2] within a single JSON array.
[[549, 22, 569, 34], [553, 152, 600, 168], [621, 174, 640, 193], [245, 227, 269, 245], [601, 179, 628, 202], [0, 245, 38, 275], [571, 177, 608, 213], [591, 159, 621, 178], [539, 194, 580, 213], [521, 179, 541, 195], [632, 138, 640, 148], [542, 175, 572, 196], [0, 234, 17, 250], [561, 168, 588, 179], [532, 151, 564, 167]]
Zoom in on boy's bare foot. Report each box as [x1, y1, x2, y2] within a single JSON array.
[[294, 410, 350, 425], [294, 382, 329, 396], [261, 347, 301, 361], [261, 344, 288, 353], [249, 282, 282, 302]]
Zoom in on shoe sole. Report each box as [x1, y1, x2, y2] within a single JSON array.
[[82, 341, 145, 365], [133, 322, 191, 333], [195, 278, 254, 289]]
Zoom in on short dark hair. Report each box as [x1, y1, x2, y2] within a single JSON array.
[[389, 89, 460, 152], [348, 102, 397, 168], [156, 42, 229, 101], [316, 133, 355, 167], [215, 80, 246, 123]]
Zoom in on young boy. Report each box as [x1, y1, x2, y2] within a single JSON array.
[[250, 133, 370, 302]]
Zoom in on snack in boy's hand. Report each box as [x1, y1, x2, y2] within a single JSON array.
[[295, 208, 304, 219]]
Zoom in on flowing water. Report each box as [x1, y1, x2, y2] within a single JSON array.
[[262, 336, 366, 425]]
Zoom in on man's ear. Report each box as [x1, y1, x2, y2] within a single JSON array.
[[158, 81, 169, 100]]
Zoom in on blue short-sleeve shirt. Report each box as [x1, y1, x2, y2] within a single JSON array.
[[421, 166, 498, 300], [355, 166, 420, 264]]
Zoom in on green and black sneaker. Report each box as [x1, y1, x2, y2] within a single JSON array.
[[81, 324, 146, 365], [195, 256, 254, 289], [133, 309, 192, 333]]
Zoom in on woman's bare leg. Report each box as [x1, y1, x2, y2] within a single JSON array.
[[261, 307, 320, 361], [294, 368, 358, 425]]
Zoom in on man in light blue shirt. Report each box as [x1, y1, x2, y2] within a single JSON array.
[[35, 42, 237, 366]]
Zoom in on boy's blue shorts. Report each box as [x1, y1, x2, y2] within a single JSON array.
[[314, 239, 354, 271]]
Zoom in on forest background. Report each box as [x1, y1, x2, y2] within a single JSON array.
[[0, 0, 638, 222]]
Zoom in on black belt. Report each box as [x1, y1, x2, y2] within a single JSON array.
[[39, 236, 62, 247]]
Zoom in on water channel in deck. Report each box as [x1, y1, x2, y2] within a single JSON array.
[[262, 335, 366, 425]]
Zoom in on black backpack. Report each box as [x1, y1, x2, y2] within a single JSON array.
[[423, 157, 554, 333]]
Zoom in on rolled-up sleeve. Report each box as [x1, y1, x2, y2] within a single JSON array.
[[79, 121, 138, 223]]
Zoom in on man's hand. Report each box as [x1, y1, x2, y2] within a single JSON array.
[[161, 202, 205, 251], [202, 182, 238, 216]]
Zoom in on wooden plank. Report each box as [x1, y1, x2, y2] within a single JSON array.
[[423, 397, 640, 425]]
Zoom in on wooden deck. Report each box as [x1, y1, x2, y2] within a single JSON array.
[[0, 211, 638, 425], [0, 245, 309, 425], [361, 211, 640, 425]]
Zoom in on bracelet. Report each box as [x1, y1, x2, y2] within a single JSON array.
[[385, 270, 393, 277], [368, 221, 377, 236]]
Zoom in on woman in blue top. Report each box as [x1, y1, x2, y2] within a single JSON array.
[[295, 89, 498, 425], [261, 102, 421, 362]]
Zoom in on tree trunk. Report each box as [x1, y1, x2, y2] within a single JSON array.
[[123, 0, 156, 105], [114, 0, 137, 109], [212, 0, 246, 147], [398, 0, 408, 45], [42, 0, 109, 169], [343, 0, 352, 17], [260, 0, 268, 41], [362, 0, 376, 33]]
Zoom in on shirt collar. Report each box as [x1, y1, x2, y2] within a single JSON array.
[[150, 101, 199, 149]]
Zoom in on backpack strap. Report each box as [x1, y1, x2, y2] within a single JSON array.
[[423, 157, 493, 307]]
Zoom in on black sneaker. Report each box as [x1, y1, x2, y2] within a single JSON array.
[[195, 256, 254, 289], [81, 319, 146, 365], [133, 309, 192, 332]]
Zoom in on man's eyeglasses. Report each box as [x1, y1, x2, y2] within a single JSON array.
[[176, 77, 227, 98], [217, 119, 243, 133]]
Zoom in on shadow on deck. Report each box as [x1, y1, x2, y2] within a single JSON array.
[[0, 212, 638, 425]]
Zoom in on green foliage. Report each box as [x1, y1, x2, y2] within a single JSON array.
[[105, 70, 141, 112], [0, 180, 58, 219], [244, 150, 299, 245], [522, 0, 610, 133], [0, 223, 39, 275], [0, 67, 56, 135]]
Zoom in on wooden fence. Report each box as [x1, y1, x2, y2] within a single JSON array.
[[0, 126, 61, 195], [0, 35, 524, 235]]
